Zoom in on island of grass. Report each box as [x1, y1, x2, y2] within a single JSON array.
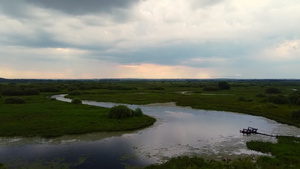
[[0, 94, 156, 138]]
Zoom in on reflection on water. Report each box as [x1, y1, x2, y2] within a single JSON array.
[[1, 94, 300, 168]]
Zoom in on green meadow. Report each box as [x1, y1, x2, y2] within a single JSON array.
[[65, 80, 300, 128], [0, 82, 156, 138]]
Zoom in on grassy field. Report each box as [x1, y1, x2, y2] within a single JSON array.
[[0, 93, 155, 138], [64, 80, 300, 128], [2, 80, 298, 134]]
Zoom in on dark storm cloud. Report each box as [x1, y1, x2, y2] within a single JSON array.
[[26, 0, 141, 15], [96, 40, 255, 67], [0, 0, 33, 18]]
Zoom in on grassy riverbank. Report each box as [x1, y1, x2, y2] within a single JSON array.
[[0, 93, 155, 138], [64, 80, 300, 128], [1, 79, 298, 136], [144, 136, 300, 169]]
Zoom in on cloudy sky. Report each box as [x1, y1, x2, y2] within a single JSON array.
[[0, 0, 300, 79]]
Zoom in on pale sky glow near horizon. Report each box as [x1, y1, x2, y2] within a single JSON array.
[[0, 0, 300, 79]]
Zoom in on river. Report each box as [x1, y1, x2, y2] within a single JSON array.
[[0, 94, 300, 168]]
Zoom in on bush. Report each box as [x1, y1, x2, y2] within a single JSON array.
[[39, 87, 60, 92], [297, 98, 300, 106], [256, 93, 266, 98], [25, 88, 40, 95], [109, 105, 132, 119], [71, 98, 82, 104], [1, 88, 24, 96], [265, 87, 281, 94], [203, 86, 219, 91], [132, 107, 143, 117], [108, 105, 144, 119], [237, 96, 253, 102], [218, 81, 230, 90], [147, 87, 165, 90], [70, 91, 81, 96], [5, 97, 25, 104], [267, 95, 289, 104], [289, 91, 300, 105], [292, 109, 300, 119], [266, 103, 278, 108]]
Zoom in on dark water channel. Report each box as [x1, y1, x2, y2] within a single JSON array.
[[1, 94, 300, 168]]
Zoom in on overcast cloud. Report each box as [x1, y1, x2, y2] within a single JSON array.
[[0, 0, 300, 79]]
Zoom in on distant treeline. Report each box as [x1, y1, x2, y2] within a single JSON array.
[[1, 77, 300, 83]]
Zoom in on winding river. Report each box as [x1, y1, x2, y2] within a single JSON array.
[[1, 94, 300, 168]]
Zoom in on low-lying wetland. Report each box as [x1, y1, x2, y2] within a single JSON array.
[[1, 80, 300, 168]]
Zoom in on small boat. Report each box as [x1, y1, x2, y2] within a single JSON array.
[[240, 127, 258, 135]]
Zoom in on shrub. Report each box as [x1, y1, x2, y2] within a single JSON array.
[[109, 105, 132, 119], [132, 107, 143, 116], [218, 81, 230, 90], [292, 109, 300, 119], [71, 98, 82, 104], [39, 87, 60, 92], [256, 93, 266, 98], [267, 95, 289, 104], [297, 98, 300, 106], [25, 88, 40, 95], [265, 87, 281, 94], [237, 96, 253, 102], [203, 86, 219, 91], [1, 88, 24, 96], [265, 103, 278, 108], [70, 91, 81, 96], [147, 87, 165, 90], [5, 97, 25, 104], [289, 91, 300, 105], [108, 105, 144, 119]]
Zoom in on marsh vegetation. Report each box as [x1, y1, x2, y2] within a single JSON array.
[[0, 79, 300, 168]]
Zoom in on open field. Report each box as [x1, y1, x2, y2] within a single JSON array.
[[0, 81, 156, 138], [62, 80, 300, 128]]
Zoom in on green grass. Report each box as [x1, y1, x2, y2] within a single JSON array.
[[144, 136, 300, 169], [144, 156, 256, 169], [0, 94, 156, 138], [65, 81, 300, 127], [247, 136, 300, 168]]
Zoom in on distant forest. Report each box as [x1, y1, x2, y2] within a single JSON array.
[[1, 77, 300, 83]]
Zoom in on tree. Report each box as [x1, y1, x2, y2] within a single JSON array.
[[218, 81, 230, 90], [265, 87, 281, 94], [267, 95, 289, 104], [289, 91, 300, 105]]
